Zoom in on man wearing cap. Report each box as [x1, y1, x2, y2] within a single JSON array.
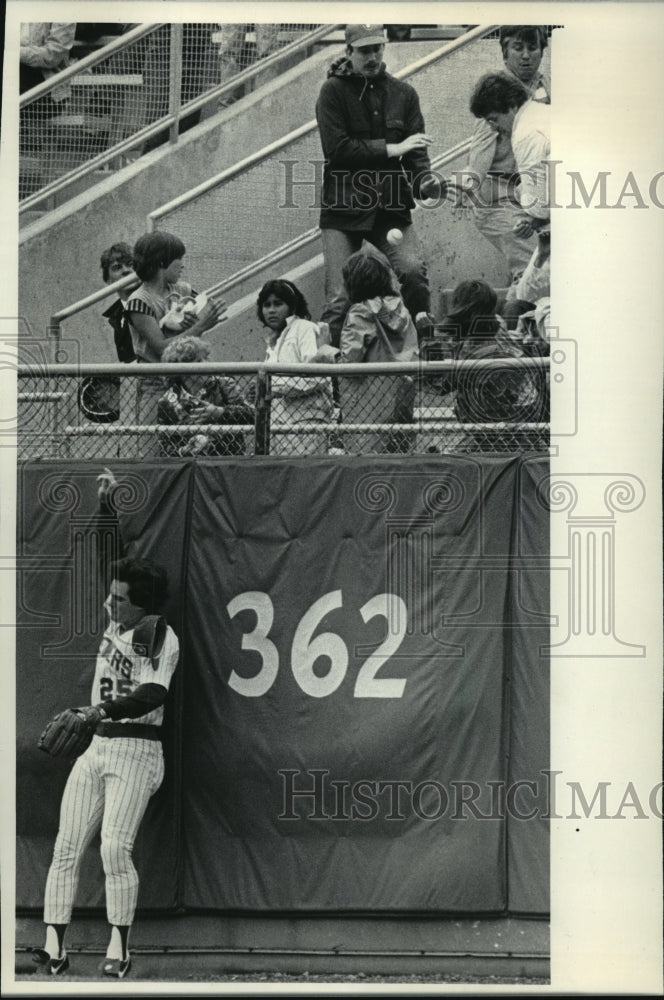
[[315, 24, 440, 347]]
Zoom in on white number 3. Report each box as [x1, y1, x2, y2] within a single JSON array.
[[227, 591, 279, 697]]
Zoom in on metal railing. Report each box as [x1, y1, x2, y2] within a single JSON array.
[[16, 359, 550, 461], [45, 136, 475, 358], [19, 22, 337, 212]]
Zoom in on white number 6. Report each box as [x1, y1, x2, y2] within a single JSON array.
[[291, 590, 348, 697]]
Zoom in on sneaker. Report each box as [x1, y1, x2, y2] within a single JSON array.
[[101, 955, 131, 979], [32, 948, 69, 975]]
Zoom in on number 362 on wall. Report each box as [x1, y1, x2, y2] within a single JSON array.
[[226, 590, 409, 699]]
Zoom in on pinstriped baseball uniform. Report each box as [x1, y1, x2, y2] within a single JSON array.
[[43, 617, 179, 926]]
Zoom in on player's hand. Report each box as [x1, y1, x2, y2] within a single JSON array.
[[97, 467, 117, 504], [396, 133, 432, 157]]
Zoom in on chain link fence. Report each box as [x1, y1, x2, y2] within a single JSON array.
[[19, 23, 329, 207], [17, 361, 549, 461]]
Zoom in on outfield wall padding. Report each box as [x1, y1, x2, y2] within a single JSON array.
[[16, 456, 549, 915]]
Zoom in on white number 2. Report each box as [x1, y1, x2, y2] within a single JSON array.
[[354, 593, 409, 699], [227, 591, 279, 697]]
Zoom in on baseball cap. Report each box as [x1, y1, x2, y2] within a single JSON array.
[[345, 24, 386, 47]]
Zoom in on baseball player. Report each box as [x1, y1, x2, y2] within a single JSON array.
[[32, 471, 179, 978]]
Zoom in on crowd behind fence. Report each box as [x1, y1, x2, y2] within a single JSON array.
[[17, 360, 550, 461], [19, 22, 333, 208]]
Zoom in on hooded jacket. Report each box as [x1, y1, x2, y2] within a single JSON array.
[[339, 294, 419, 365], [316, 55, 434, 231]]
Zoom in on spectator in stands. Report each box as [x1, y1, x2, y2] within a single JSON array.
[[124, 231, 227, 455], [125, 232, 226, 362], [157, 336, 253, 456], [315, 24, 441, 349], [20, 23, 76, 92], [338, 247, 419, 454], [470, 72, 551, 303], [100, 243, 138, 363], [444, 279, 546, 438], [257, 278, 334, 455], [216, 23, 281, 106], [455, 26, 550, 295], [19, 23, 76, 197]]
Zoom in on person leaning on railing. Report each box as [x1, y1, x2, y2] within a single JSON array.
[[156, 336, 254, 458], [123, 231, 227, 457], [443, 279, 548, 450]]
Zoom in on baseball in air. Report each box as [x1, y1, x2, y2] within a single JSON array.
[[386, 228, 403, 246]]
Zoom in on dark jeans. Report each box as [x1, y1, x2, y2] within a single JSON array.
[[320, 221, 431, 348]]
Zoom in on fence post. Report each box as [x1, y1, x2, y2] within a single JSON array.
[[168, 24, 184, 145], [254, 370, 271, 455]]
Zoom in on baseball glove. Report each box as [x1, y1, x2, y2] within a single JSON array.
[[38, 707, 102, 760]]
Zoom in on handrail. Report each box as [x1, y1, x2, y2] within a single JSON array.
[[18, 358, 550, 378], [47, 134, 475, 342], [20, 23, 341, 215], [148, 24, 497, 225], [19, 23, 161, 106]]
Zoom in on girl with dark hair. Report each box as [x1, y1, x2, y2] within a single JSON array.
[[256, 278, 334, 455], [123, 231, 227, 457], [337, 247, 419, 454]]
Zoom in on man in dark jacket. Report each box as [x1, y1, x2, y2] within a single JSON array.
[[315, 24, 441, 346]]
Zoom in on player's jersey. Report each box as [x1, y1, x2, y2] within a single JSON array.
[[92, 618, 179, 727]]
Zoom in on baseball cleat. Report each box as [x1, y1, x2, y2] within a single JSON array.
[[101, 955, 131, 978], [32, 949, 69, 975]]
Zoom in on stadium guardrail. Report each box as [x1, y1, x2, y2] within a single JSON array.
[[16, 359, 550, 460]]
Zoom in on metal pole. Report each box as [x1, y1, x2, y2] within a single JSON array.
[[254, 370, 271, 455], [168, 24, 184, 145]]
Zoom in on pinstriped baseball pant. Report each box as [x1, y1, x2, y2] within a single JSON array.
[[44, 736, 164, 926]]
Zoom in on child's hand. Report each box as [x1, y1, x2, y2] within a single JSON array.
[[311, 345, 340, 363], [513, 216, 535, 239], [196, 296, 228, 332], [190, 401, 221, 422]]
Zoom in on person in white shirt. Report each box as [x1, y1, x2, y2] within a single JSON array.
[[459, 26, 551, 291], [256, 279, 334, 455], [469, 72, 551, 302]]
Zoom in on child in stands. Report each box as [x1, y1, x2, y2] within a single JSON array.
[[445, 279, 547, 447], [338, 247, 419, 454], [256, 279, 334, 455]]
